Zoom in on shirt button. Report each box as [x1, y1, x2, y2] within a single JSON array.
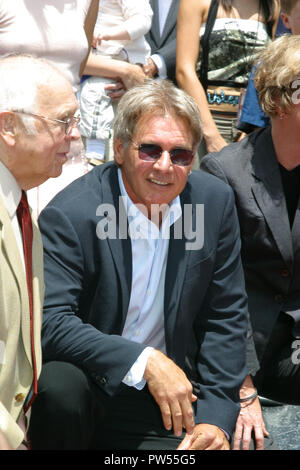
[[15, 393, 25, 403]]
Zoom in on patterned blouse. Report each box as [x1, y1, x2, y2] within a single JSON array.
[[196, 18, 271, 86]]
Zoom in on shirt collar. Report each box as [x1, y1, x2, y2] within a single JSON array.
[[117, 168, 182, 239], [0, 160, 22, 218]]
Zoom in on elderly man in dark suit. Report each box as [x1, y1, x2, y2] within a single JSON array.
[[28, 79, 248, 450], [201, 35, 300, 449], [144, 0, 179, 83]]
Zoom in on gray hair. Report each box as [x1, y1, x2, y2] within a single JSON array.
[[0, 53, 68, 134], [113, 79, 203, 148]]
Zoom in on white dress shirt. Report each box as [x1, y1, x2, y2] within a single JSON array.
[[158, 0, 173, 36], [118, 169, 182, 388], [0, 161, 24, 269], [151, 0, 173, 78]]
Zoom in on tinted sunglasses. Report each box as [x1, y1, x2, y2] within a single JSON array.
[[136, 143, 194, 167]]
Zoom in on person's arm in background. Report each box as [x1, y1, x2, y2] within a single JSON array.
[[84, 55, 146, 95], [81, 0, 146, 99], [176, 0, 227, 153], [79, 0, 99, 78], [95, 0, 153, 43]]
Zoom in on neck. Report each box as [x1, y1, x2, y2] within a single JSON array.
[[271, 121, 300, 170]]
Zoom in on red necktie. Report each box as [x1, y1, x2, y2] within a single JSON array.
[[17, 190, 37, 412]]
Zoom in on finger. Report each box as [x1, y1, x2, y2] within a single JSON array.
[[232, 424, 243, 450], [190, 431, 229, 451], [253, 425, 265, 450], [181, 399, 195, 435], [187, 432, 210, 450], [204, 440, 230, 450], [105, 84, 124, 91], [106, 91, 124, 101], [262, 421, 269, 437], [241, 426, 252, 450], [159, 401, 172, 432], [104, 80, 124, 91], [177, 433, 194, 450], [170, 400, 184, 437]]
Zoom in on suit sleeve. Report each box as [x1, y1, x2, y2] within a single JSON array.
[[200, 155, 260, 377], [38, 205, 145, 397]]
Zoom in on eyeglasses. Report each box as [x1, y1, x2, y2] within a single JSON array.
[[134, 143, 194, 167], [12, 110, 80, 135]]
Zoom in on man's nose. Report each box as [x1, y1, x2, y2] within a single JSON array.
[[154, 150, 172, 170], [67, 122, 81, 141]]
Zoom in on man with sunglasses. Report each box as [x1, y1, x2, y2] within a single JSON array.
[[29, 79, 248, 451], [0, 54, 80, 449]]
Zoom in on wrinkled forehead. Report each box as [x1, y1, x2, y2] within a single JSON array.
[[36, 78, 78, 116]]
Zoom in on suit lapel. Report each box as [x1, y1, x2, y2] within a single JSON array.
[[164, 185, 191, 349], [251, 128, 293, 269], [292, 196, 300, 256], [100, 165, 132, 328], [0, 197, 34, 366]]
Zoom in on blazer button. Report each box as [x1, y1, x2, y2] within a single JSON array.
[[15, 393, 25, 403], [280, 269, 289, 278], [99, 377, 107, 386]]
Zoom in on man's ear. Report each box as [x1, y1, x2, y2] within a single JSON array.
[[280, 12, 292, 31], [0, 111, 17, 146], [113, 138, 125, 166]]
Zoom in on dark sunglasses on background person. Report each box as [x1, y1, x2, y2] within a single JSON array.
[[133, 142, 194, 167]]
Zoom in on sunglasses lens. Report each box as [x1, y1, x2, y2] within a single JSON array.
[[170, 149, 194, 166], [137, 144, 193, 166], [138, 144, 161, 161]]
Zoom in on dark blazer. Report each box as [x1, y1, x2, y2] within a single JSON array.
[[201, 127, 300, 362], [38, 162, 248, 436], [146, 0, 180, 82]]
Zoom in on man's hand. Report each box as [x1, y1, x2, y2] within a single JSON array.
[[143, 58, 158, 78], [144, 350, 197, 436], [233, 375, 268, 450], [118, 63, 146, 90], [105, 79, 126, 101], [233, 397, 269, 450], [177, 424, 230, 450]]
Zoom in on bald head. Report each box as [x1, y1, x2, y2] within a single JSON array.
[[0, 54, 73, 133], [0, 54, 79, 190]]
